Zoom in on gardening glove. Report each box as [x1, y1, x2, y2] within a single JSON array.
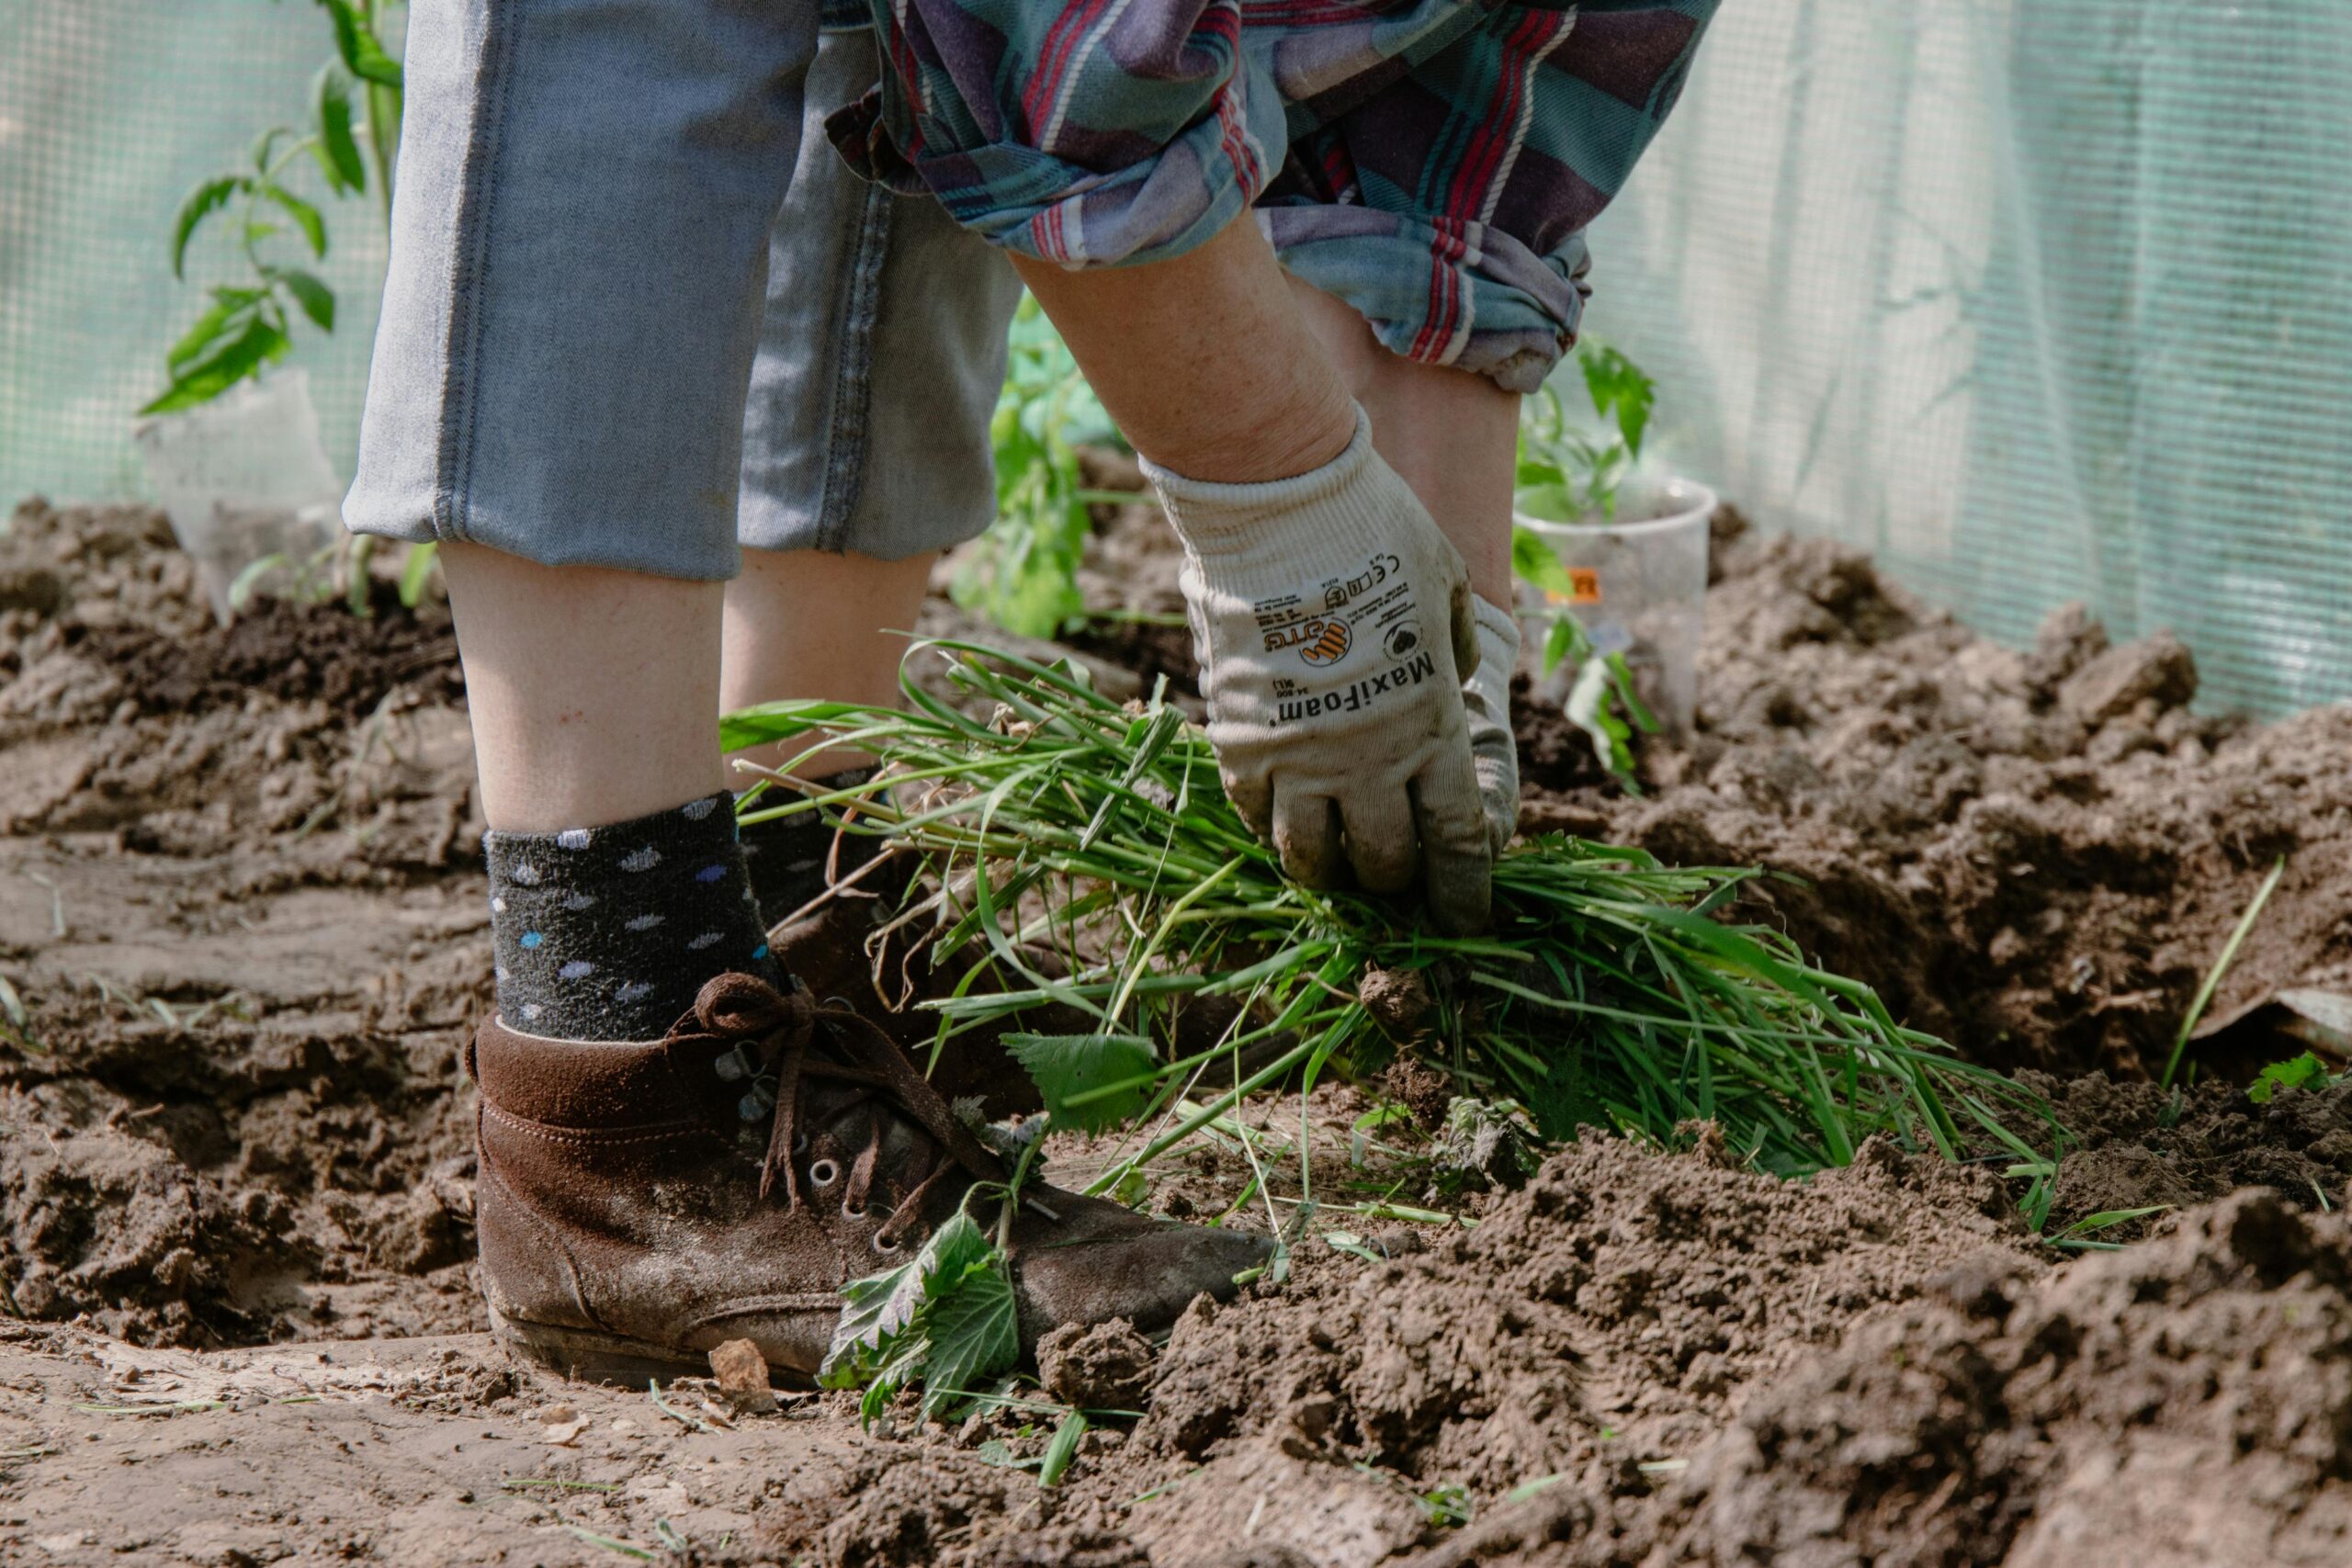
[[1146, 408, 1492, 933], [1464, 594, 1521, 854]]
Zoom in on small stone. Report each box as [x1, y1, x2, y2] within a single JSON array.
[[2055, 631, 2197, 726], [709, 1338, 777, 1416], [1359, 967, 1433, 1039], [541, 1415, 590, 1447]]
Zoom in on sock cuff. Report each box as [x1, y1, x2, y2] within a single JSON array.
[[482, 791, 777, 1041], [482, 790, 737, 863]]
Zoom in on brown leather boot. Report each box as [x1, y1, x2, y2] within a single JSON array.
[[469, 972, 1268, 1383]]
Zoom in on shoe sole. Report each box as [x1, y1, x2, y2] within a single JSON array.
[[487, 1303, 815, 1389]]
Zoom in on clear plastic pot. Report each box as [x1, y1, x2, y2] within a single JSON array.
[[1514, 477, 1715, 740], [131, 369, 345, 624]]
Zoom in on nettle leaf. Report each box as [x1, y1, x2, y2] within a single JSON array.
[[916, 1254, 1017, 1418], [316, 0, 405, 86], [312, 64, 367, 193], [272, 267, 336, 331], [259, 185, 328, 257], [170, 175, 244, 278], [1006, 1033, 1157, 1133], [819, 1211, 1017, 1422], [820, 1253, 927, 1387]]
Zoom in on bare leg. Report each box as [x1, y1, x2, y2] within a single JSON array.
[[1286, 279, 1519, 604], [439, 542, 725, 833], [1011, 219, 1356, 484], [719, 547, 936, 779]]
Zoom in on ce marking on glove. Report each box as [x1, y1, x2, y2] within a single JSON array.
[[1320, 553, 1403, 614]]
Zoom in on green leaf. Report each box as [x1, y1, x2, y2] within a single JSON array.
[[1513, 483, 1580, 525], [248, 127, 287, 175], [315, 0, 405, 87], [312, 64, 367, 193], [1541, 615, 1582, 676], [1005, 1033, 1159, 1133], [1579, 343, 1656, 457], [272, 267, 336, 331], [258, 185, 328, 257], [1038, 1411, 1087, 1486], [170, 176, 243, 278], [166, 299, 243, 373], [396, 542, 439, 608], [818, 1256, 926, 1390], [227, 554, 294, 611], [141, 317, 290, 414], [915, 1255, 1018, 1418], [2249, 1052, 2328, 1104], [1512, 526, 1581, 600], [819, 1210, 1014, 1421]]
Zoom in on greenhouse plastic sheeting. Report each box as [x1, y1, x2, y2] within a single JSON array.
[[0, 0, 390, 501], [1588, 0, 2352, 717], [5, 0, 2349, 716]]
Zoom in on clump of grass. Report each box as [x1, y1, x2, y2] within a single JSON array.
[[727, 643, 2053, 1180]]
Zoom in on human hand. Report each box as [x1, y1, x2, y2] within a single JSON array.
[[1147, 410, 1491, 932]]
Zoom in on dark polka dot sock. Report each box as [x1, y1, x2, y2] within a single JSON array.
[[483, 792, 782, 1041], [739, 766, 886, 930]]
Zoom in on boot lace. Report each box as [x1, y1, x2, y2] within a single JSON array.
[[691, 972, 1004, 1251]]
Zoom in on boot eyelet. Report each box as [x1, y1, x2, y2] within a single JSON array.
[[808, 1158, 841, 1189], [842, 1202, 867, 1221], [873, 1231, 902, 1254]]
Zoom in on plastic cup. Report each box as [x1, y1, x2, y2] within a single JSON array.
[[131, 369, 345, 624], [1514, 477, 1715, 739]]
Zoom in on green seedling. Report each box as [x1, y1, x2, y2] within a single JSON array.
[[2248, 1052, 2333, 1104], [2047, 1206, 2173, 1252], [957, 296, 1123, 637], [1037, 1409, 1087, 1487], [727, 644, 2059, 1187], [2162, 856, 2288, 1088], [563, 1526, 655, 1561], [1414, 1482, 1474, 1528], [1515, 342, 1655, 525], [646, 1379, 714, 1434], [1511, 343, 1668, 791], [153, 0, 402, 415]]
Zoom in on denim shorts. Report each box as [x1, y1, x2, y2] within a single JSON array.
[[346, 11, 1021, 580], [345, 2, 1705, 581]]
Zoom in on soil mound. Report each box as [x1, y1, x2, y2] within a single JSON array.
[[1517, 525, 2352, 1087], [1489, 1188, 2352, 1567]]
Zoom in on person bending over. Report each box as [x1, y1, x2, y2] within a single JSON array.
[[345, 0, 1711, 1381]]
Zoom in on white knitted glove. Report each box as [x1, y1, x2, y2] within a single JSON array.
[[1464, 595, 1521, 854], [1147, 410, 1492, 932]]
